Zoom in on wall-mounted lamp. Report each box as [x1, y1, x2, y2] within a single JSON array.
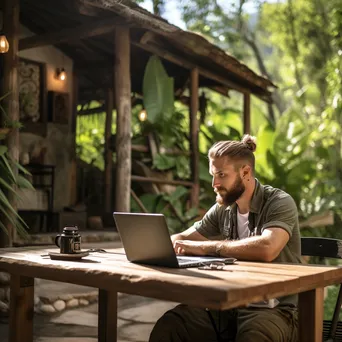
[[56, 68, 67, 81], [138, 109, 147, 122], [0, 34, 9, 54]]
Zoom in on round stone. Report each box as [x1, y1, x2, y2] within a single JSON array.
[[79, 299, 89, 306], [66, 298, 79, 308], [87, 294, 98, 303], [0, 300, 9, 313], [53, 300, 66, 312], [40, 304, 56, 314]]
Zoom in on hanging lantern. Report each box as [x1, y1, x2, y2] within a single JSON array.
[[56, 68, 67, 81], [0, 35, 9, 54], [138, 109, 147, 122]]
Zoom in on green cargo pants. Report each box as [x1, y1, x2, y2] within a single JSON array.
[[149, 304, 298, 342]]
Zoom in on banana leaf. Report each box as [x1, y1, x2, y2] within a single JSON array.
[[143, 56, 174, 123]]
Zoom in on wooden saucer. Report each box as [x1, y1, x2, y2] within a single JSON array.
[[48, 251, 89, 261]]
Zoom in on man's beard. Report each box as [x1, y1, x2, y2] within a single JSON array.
[[215, 175, 245, 206]]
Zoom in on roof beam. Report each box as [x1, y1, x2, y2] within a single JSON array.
[[19, 17, 122, 51], [208, 85, 231, 97], [132, 40, 250, 95], [136, 40, 273, 102]]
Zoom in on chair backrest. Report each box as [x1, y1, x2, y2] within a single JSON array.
[[301, 237, 342, 259], [301, 237, 342, 341]]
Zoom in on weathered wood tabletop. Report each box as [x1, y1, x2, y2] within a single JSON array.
[[0, 246, 341, 342]]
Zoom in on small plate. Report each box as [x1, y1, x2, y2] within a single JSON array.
[[48, 251, 89, 261]]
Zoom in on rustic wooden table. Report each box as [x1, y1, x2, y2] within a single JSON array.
[[0, 246, 341, 342]]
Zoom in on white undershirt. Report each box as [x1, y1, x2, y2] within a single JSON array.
[[237, 210, 250, 239]]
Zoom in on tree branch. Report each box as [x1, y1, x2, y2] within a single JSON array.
[[286, 0, 307, 109], [236, 0, 282, 122], [153, 0, 165, 16]]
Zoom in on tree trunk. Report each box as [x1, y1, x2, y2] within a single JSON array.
[[104, 88, 114, 213], [237, 0, 283, 121], [189, 68, 200, 209], [286, 0, 307, 110]]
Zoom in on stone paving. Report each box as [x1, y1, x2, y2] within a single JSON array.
[[0, 294, 176, 342], [0, 239, 177, 342]]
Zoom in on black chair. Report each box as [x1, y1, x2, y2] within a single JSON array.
[[19, 163, 55, 232], [301, 237, 342, 342]]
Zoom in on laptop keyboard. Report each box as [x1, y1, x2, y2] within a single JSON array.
[[176, 256, 204, 263]]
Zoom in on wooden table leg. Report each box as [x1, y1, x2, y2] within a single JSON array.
[[298, 287, 324, 342], [9, 275, 34, 342], [98, 289, 117, 342]]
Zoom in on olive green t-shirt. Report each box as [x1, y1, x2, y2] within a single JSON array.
[[191, 179, 301, 306]]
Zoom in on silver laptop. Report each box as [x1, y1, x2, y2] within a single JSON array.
[[113, 212, 236, 268]]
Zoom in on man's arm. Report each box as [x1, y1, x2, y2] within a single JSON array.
[[171, 203, 220, 245], [171, 227, 208, 244], [173, 227, 289, 262]]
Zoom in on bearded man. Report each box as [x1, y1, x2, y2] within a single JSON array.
[[149, 135, 301, 342]]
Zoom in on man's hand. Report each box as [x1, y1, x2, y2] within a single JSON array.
[[171, 234, 183, 245], [173, 240, 208, 256], [172, 228, 290, 261]]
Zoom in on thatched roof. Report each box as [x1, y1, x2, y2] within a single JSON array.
[[18, 0, 275, 102]]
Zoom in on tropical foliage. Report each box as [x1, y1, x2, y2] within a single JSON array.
[[0, 93, 32, 238], [175, 0, 341, 226]]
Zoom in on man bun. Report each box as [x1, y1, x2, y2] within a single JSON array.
[[241, 134, 257, 152]]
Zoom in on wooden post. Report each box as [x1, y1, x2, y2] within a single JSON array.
[[115, 26, 131, 212], [1, 0, 20, 247], [243, 93, 251, 134], [298, 288, 324, 342], [98, 289, 117, 342], [69, 72, 78, 206], [190, 68, 200, 208], [104, 88, 114, 213], [9, 275, 34, 342]]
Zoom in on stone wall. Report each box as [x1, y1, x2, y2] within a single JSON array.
[[19, 125, 74, 211], [18, 25, 73, 102], [17, 25, 75, 212]]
